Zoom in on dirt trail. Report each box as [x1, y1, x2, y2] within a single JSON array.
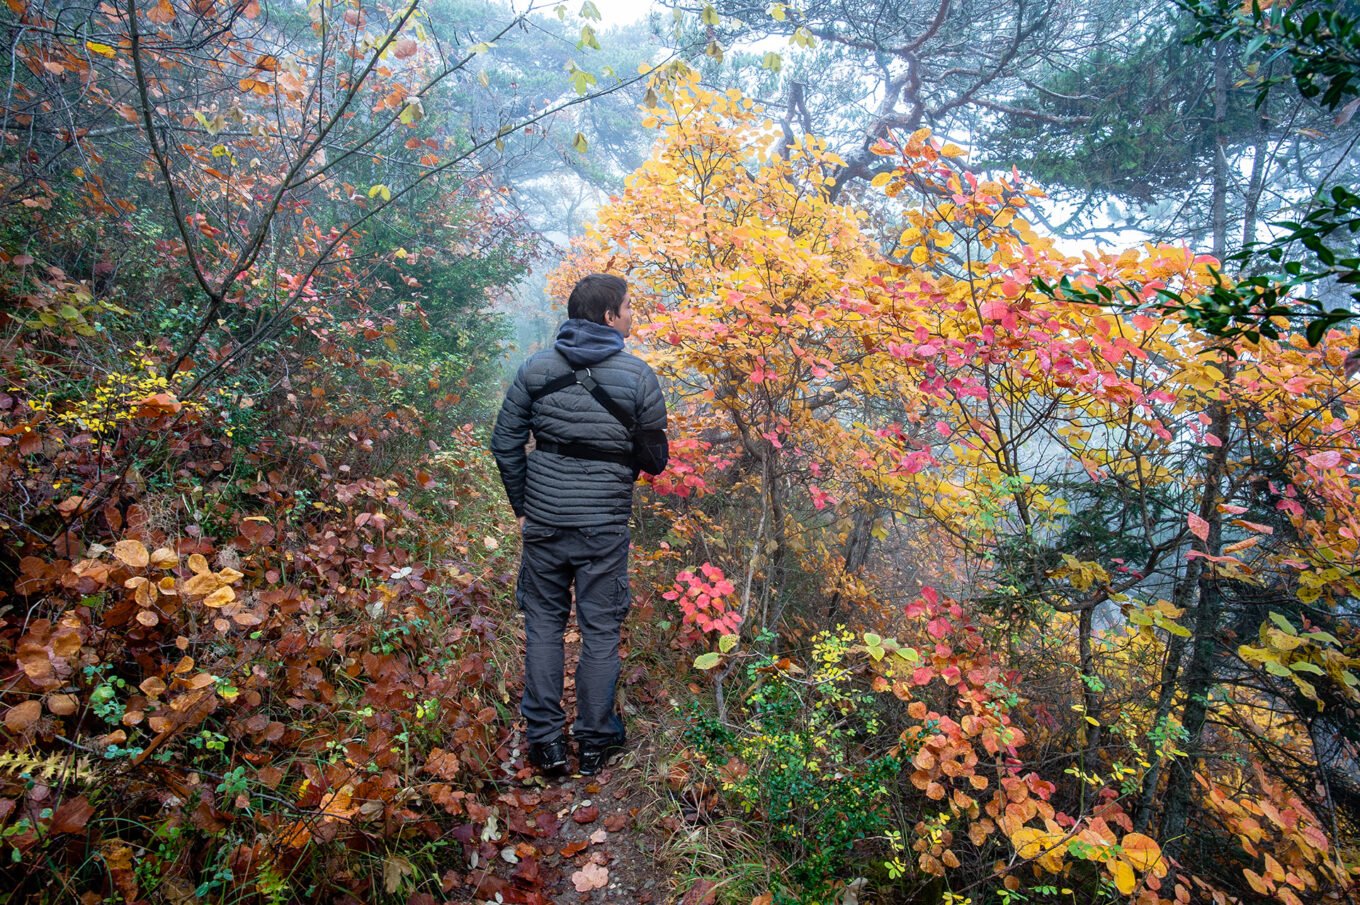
[[459, 616, 685, 905]]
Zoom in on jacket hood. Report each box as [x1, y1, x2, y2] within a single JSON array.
[[554, 318, 625, 367]]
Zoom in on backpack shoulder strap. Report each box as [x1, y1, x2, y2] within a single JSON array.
[[528, 369, 577, 402], [576, 369, 636, 432], [526, 352, 636, 432]]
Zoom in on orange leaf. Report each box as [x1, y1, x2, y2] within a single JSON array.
[[1120, 832, 1164, 876], [146, 0, 176, 24]]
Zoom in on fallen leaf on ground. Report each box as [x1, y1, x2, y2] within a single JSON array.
[[682, 879, 717, 905], [572, 862, 608, 892], [572, 804, 599, 824]]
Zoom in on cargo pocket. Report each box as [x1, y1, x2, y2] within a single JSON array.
[[521, 523, 557, 543], [614, 572, 632, 621]]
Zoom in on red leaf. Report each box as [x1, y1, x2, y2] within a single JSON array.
[[50, 795, 95, 834], [1186, 513, 1209, 543]]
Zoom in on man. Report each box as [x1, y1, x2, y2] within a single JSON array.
[[491, 273, 668, 776]]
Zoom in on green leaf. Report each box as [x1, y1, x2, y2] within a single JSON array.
[[761, 51, 782, 72], [791, 26, 816, 48], [863, 632, 882, 647], [769, 2, 786, 21], [572, 132, 588, 153], [1159, 620, 1192, 639], [718, 633, 739, 654], [701, 4, 719, 26], [569, 66, 597, 95], [580, 0, 601, 20], [1290, 660, 1325, 675], [1268, 611, 1298, 635], [694, 652, 722, 670], [895, 647, 919, 663], [578, 24, 600, 51], [469, 42, 493, 54], [399, 99, 423, 126]]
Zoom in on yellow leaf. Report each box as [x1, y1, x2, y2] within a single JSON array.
[[202, 586, 236, 608], [1110, 859, 1137, 895], [85, 41, 116, 58], [184, 573, 221, 596]]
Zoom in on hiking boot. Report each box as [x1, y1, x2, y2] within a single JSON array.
[[527, 737, 569, 776], [577, 735, 626, 776]]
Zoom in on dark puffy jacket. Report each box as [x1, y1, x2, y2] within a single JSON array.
[[491, 319, 668, 527]]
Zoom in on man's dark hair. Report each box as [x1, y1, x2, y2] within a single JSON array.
[[567, 273, 628, 324]]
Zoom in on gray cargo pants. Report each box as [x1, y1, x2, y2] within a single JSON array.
[[517, 521, 630, 746]]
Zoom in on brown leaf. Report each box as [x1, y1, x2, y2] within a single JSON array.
[[113, 539, 149, 569], [50, 795, 95, 833], [5, 699, 42, 731], [561, 839, 588, 857], [682, 879, 717, 905], [571, 804, 599, 824], [46, 693, 79, 715]]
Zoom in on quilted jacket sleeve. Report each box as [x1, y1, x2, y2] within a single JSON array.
[[490, 363, 532, 517], [634, 362, 669, 474]]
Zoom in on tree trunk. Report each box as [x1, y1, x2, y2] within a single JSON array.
[[1211, 43, 1230, 260], [1159, 400, 1232, 862], [1133, 560, 1199, 832]]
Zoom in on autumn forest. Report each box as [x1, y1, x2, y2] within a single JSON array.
[[2, 0, 1359, 903]]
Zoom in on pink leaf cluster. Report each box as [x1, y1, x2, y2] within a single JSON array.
[[663, 562, 741, 635]]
